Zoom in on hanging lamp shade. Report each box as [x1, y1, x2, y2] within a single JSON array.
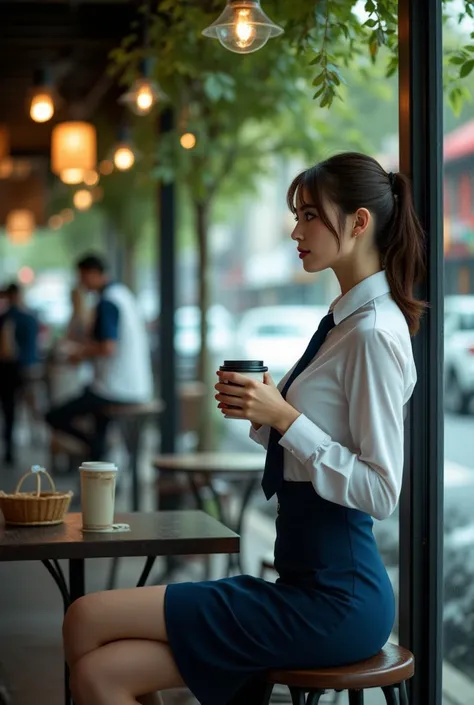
[[202, 0, 283, 54], [6, 209, 35, 244], [51, 122, 97, 180], [0, 125, 10, 163]]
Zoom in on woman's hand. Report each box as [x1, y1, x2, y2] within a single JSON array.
[[215, 371, 301, 434]]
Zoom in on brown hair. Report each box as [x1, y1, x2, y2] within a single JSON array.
[[287, 152, 426, 335]]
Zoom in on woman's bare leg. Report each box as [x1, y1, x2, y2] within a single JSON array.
[[63, 586, 169, 668], [69, 639, 184, 705]]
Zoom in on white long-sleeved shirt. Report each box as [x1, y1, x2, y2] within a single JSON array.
[[250, 271, 417, 521]]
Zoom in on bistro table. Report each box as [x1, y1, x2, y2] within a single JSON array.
[[0, 510, 239, 705], [153, 452, 265, 576]]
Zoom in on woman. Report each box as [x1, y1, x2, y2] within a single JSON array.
[[62, 152, 425, 705]]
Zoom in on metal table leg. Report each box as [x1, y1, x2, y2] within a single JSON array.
[[189, 474, 260, 577], [41, 559, 85, 705], [67, 560, 85, 705], [227, 476, 260, 576]]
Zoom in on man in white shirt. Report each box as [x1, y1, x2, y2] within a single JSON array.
[[46, 254, 153, 460]]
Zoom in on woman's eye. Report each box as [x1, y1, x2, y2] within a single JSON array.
[[304, 212, 317, 221]]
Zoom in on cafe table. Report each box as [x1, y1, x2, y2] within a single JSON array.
[[153, 452, 265, 577], [0, 510, 239, 705]]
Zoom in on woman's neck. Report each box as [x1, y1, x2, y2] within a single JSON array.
[[333, 255, 383, 296]]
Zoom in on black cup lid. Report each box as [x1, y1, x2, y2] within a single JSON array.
[[220, 360, 268, 372]]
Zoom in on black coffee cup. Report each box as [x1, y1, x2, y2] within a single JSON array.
[[219, 360, 268, 376], [218, 361, 268, 418]]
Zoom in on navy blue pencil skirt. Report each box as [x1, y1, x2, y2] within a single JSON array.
[[164, 573, 394, 705]]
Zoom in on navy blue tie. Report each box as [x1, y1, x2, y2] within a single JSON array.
[[261, 312, 336, 500]]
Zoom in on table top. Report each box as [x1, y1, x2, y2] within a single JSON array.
[[153, 452, 265, 474], [0, 511, 239, 562]]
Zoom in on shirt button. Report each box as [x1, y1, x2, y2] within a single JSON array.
[[277, 503, 280, 514]]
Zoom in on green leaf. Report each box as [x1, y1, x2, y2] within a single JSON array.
[[460, 59, 474, 78]]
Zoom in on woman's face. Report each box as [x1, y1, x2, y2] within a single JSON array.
[[290, 188, 354, 274]]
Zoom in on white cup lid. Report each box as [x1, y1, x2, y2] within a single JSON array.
[[80, 461, 118, 471]]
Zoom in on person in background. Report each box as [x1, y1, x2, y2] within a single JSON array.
[[45, 254, 153, 460], [0, 283, 39, 465], [48, 287, 94, 407]]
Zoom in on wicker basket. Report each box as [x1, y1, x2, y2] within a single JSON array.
[[0, 466, 73, 526]]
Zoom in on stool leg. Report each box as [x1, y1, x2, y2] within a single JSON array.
[[382, 686, 398, 705], [398, 682, 409, 705], [307, 690, 325, 705], [289, 688, 306, 705], [348, 690, 364, 705]]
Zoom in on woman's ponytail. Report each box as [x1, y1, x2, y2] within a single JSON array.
[[380, 172, 427, 336]]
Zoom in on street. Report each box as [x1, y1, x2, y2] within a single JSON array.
[[445, 413, 474, 470]]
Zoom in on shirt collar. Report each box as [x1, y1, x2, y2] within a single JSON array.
[[331, 270, 391, 325]]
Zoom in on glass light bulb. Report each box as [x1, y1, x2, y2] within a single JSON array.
[[180, 133, 197, 150], [30, 94, 54, 123], [83, 169, 99, 186], [73, 189, 93, 211], [202, 1, 283, 54], [60, 169, 84, 185], [136, 85, 154, 114], [114, 146, 135, 171], [234, 9, 257, 48], [119, 78, 164, 116]]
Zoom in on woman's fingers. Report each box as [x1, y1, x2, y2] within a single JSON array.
[[214, 382, 245, 397]]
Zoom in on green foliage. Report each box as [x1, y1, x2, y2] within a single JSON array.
[[109, 0, 474, 111]]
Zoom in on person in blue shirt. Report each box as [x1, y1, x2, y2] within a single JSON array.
[[0, 283, 39, 465]]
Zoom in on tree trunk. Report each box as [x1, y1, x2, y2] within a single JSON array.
[[195, 199, 214, 451]]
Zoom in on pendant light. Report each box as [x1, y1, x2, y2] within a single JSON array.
[[119, 59, 166, 116], [51, 121, 97, 184], [6, 209, 35, 244], [111, 126, 137, 171], [29, 68, 56, 124], [202, 0, 283, 54]]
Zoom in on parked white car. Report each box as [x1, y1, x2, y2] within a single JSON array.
[[444, 295, 474, 415], [235, 305, 328, 384]]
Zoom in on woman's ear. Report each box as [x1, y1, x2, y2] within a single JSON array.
[[351, 208, 371, 237]]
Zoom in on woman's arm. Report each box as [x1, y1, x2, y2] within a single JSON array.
[[279, 329, 412, 520]]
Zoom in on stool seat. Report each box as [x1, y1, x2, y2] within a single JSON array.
[[267, 643, 414, 691], [103, 399, 165, 417]]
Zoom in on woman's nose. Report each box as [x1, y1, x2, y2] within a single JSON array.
[[290, 226, 302, 241]]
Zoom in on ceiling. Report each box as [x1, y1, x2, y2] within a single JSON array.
[[0, 0, 137, 156]]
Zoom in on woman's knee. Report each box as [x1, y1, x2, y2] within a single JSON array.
[[63, 593, 105, 664]]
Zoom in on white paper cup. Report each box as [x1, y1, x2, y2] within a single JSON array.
[[219, 360, 268, 419], [79, 461, 118, 531]]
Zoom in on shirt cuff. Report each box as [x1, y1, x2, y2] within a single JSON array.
[[279, 413, 331, 464], [249, 423, 270, 448]]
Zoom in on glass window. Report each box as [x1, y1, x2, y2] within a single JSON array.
[[443, 18, 474, 699]]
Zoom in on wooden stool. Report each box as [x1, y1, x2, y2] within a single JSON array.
[[259, 552, 276, 579], [266, 643, 414, 705], [104, 399, 165, 511]]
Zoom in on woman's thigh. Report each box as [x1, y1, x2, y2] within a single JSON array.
[[70, 639, 184, 701], [63, 585, 169, 665]]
